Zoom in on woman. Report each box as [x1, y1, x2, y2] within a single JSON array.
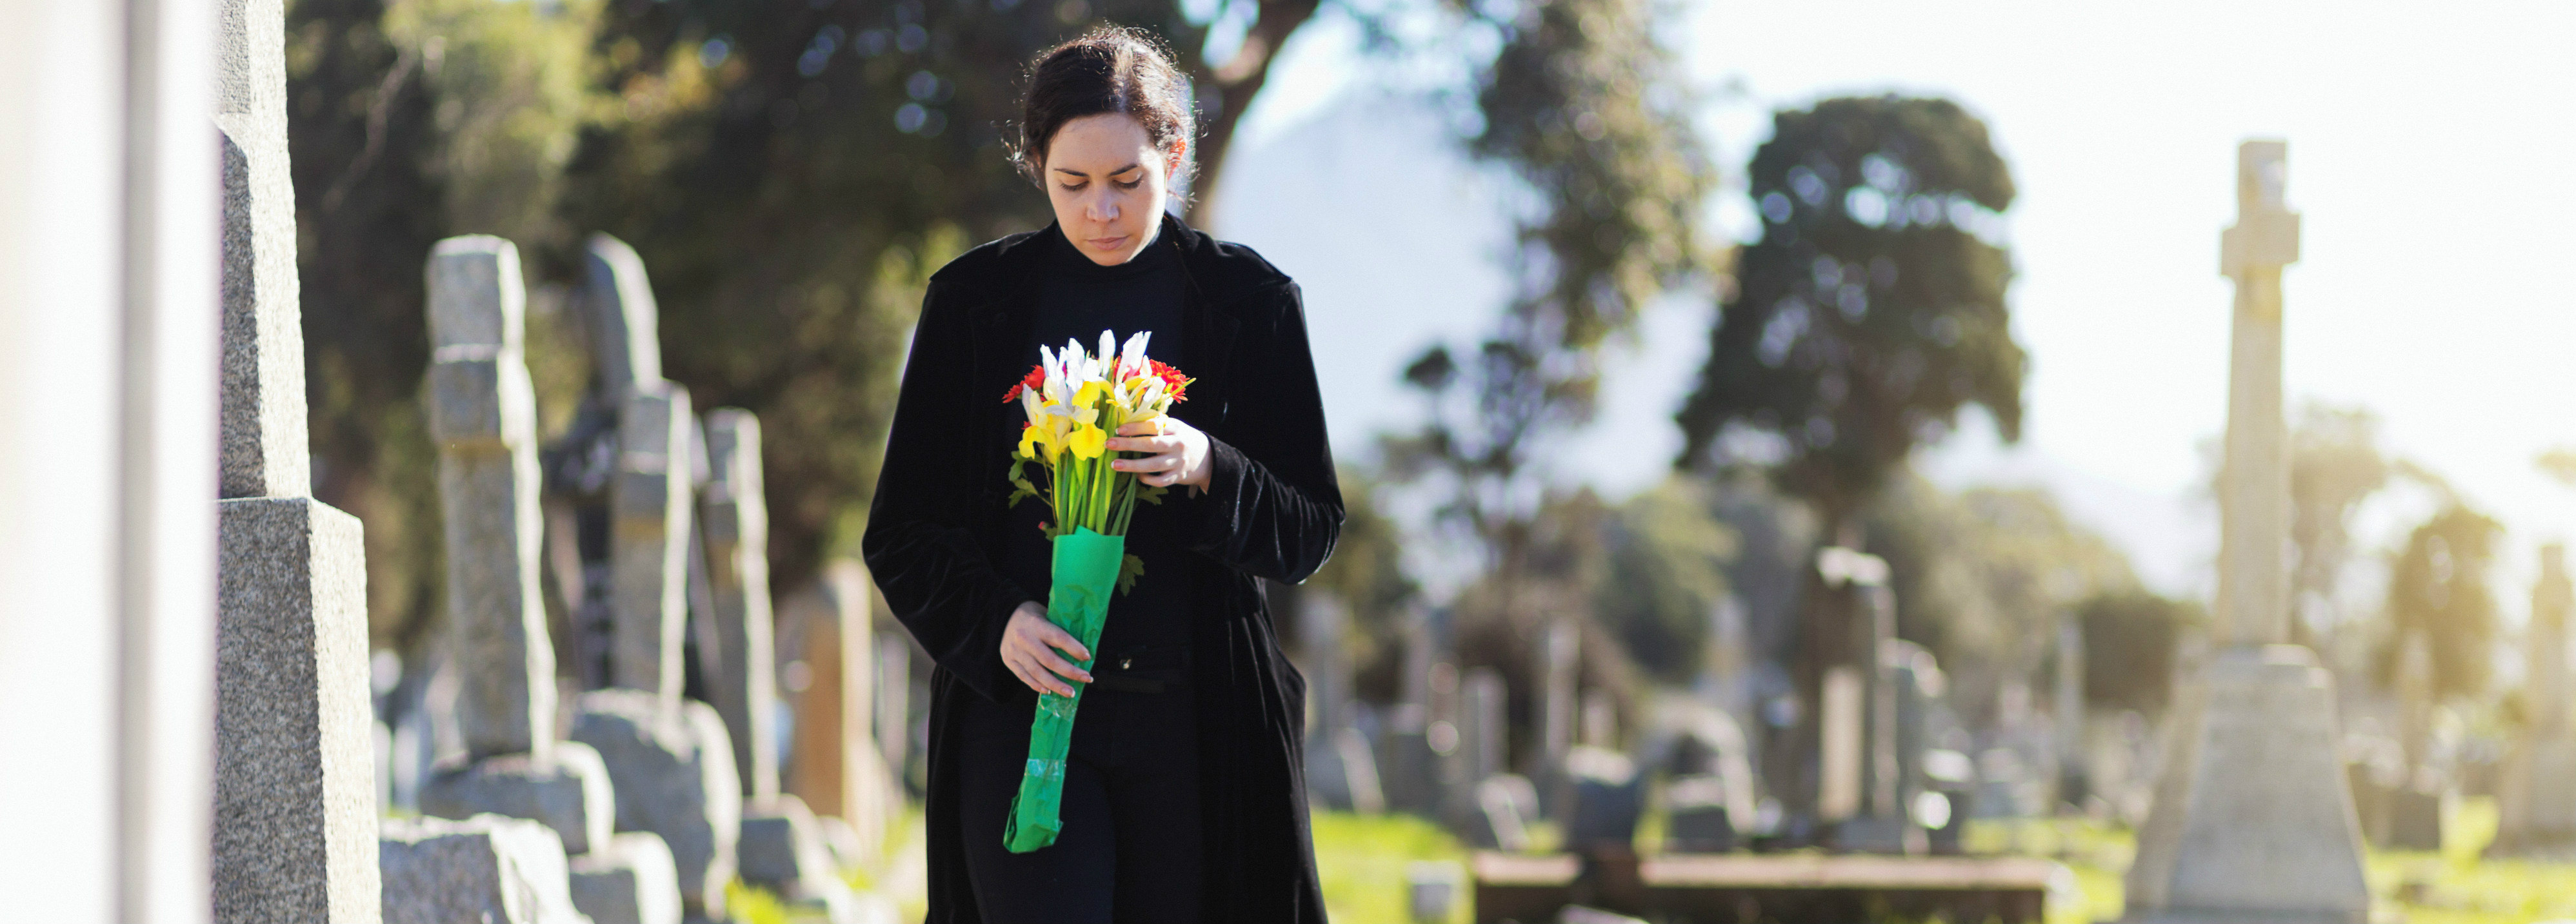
[[862, 26, 1342, 924]]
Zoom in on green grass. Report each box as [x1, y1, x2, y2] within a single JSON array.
[[1310, 811, 1475, 924], [1968, 798, 2576, 923]]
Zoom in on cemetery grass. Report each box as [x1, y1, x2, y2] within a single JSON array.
[[1311, 810, 1476, 924], [1974, 798, 2576, 923]]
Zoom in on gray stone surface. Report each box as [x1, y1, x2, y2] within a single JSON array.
[[427, 235, 554, 760], [572, 689, 742, 917], [582, 234, 664, 393], [421, 742, 616, 856], [702, 409, 779, 799], [737, 795, 841, 898], [568, 832, 683, 924], [817, 814, 868, 875], [2124, 646, 2367, 923], [379, 814, 588, 924], [611, 380, 693, 711], [216, 0, 308, 500], [215, 496, 380, 924]]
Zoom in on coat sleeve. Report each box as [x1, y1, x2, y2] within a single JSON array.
[[1186, 280, 1345, 584], [863, 281, 1033, 703]]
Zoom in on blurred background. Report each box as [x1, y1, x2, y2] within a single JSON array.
[[280, 0, 2576, 919]]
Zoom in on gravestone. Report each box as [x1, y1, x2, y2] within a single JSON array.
[[570, 834, 683, 924], [701, 409, 777, 800], [784, 560, 894, 869], [211, 1, 380, 920], [563, 234, 742, 923], [1461, 666, 1507, 786], [1815, 547, 1915, 852], [2497, 544, 2576, 853], [1563, 747, 1642, 853], [409, 237, 677, 924], [379, 815, 585, 924], [701, 411, 869, 918], [1663, 774, 1738, 853], [1537, 619, 1579, 819], [2055, 616, 2088, 807], [875, 633, 913, 792], [2124, 141, 2369, 923]]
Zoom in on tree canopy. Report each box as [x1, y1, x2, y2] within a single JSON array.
[[1675, 95, 2025, 532]]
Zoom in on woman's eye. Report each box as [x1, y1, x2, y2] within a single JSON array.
[[1115, 179, 1142, 191], [1059, 182, 1086, 193]]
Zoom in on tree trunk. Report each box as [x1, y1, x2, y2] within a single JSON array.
[[1182, 0, 1323, 231]]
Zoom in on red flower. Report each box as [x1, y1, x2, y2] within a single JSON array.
[[1149, 360, 1193, 402], [1001, 365, 1046, 403]]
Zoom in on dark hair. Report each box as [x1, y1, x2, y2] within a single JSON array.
[[1014, 26, 1197, 188]]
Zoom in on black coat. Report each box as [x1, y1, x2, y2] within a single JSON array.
[[863, 214, 1343, 924]]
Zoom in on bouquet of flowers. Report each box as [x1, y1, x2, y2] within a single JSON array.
[[999, 329, 1191, 853]]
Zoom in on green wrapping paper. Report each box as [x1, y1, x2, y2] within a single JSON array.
[[1003, 527, 1126, 853]]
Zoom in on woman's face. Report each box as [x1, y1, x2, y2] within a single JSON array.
[[1044, 113, 1183, 266]]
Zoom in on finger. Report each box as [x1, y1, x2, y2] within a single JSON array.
[[1112, 453, 1179, 473], [1115, 420, 1163, 437], [1105, 435, 1173, 454], [1036, 649, 1093, 685], [1039, 625, 1092, 662]]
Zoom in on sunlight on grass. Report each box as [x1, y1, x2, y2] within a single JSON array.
[[1311, 811, 1473, 924]]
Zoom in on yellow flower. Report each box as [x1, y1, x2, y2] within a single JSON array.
[[1067, 424, 1108, 459], [1019, 425, 1061, 463], [1075, 380, 1112, 409]]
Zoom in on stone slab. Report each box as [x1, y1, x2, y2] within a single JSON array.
[[568, 832, 683, 924], [215, 496, 379, 924], [738, 794, 843, 898], [701, 408, 778, 799], [379, 814, 588, 924], [215, 0, 308, 500], [420, 742, 615, 856], [2124, 645, 2367, 923], [581, 234, 663, 391], [571, 689, 741, 916], [610, 382, 692, 708]]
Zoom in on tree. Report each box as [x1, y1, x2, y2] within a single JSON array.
[[1593, 478, 1738, 683], [1668, 96, 2022, 826], [2375, 503, 2502, 704], [1379, 0, 1713, 576], [2287, 402, 2390, 645]]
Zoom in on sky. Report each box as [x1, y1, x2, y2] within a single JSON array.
[[1208, 2, 2576, 624]]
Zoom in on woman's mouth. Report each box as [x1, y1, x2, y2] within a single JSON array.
[[1087, 235, 1128, 251]]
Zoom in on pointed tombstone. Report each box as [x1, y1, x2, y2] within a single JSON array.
[[565, 234, 741, 921], [210, 1, 381, 921], [2124, 141, 2368, 924]]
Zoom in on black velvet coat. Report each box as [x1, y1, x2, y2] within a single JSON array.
[[863, 214, 1343, 924]]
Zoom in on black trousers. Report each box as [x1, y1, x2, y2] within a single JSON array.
[[955, 682, 1202, 924]]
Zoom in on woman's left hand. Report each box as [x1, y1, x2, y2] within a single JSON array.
[[1108, 417, 1211, 490]]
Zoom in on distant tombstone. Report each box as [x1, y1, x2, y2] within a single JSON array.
[[1470, 775, 1537, 851], [1461, 667, 1507, 786], [784, 560, 892, 869], [699, 409, 777, 800], [379, 815, 585, 924], [2499, 544, 2576, 853], [1407, 861, 1464, 924], [210, 1, 379, 920], [561, 235, 743, 921], [409, 237, 684, 924], [1537, 620, 1579, 818], [1662, 774, 1737, 853], [875, 632, 914, 791], [1562, 747, 1641, 853]]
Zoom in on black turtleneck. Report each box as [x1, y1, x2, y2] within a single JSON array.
[[1002, 224, 1192, 675]]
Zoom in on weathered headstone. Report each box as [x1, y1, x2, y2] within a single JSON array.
[[784, 561, 892, 868], [701, 408, 777, 798], [1537, 619, 1579, 819], [379, 815, 584, 924], [212, 1, 379, 921], [2497, 544, 2576, 852], [1662, 774, 1738, 853], [2054, 615, 2088, 807], [2124, 141, 2369, 923], [570, 834, 683, 924], [564, 234, 743, 922], [410, 238, 678, 924], [1562, 747, 1641, 852], [875, 633, 913, 791], [1462, 667, 1507, 787]]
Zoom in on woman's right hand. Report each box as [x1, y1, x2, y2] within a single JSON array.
[[1000, 602, 1093, 697]]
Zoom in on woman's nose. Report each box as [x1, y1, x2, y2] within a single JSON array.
[[1086, 193, 1118, 222]]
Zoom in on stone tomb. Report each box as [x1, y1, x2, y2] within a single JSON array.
[[2496, 543, 2576, 854], [407, 236, 679, 924], [210, 0, 380, 919]]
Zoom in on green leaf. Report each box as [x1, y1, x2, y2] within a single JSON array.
[[1116, 553, 1146, 595], [1137, 483, 1168, 506]]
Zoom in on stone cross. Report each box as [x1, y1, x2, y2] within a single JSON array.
[[2213, 139, 2301, 647], [2124, 140, 2367, 924], [584, 235, 695, 717], [701, 409, 779, 799], [424, 237, 554, 762], [211, 1, 379, 922]]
